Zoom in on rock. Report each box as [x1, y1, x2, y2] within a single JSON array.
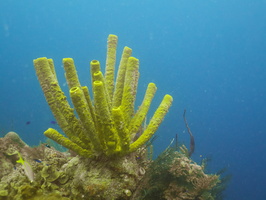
[[4, 132, 28, 147]]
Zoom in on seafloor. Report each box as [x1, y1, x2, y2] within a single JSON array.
[[0, 131, 224, 200]]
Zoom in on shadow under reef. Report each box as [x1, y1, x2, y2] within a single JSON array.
[[0, 132, 228, 200]]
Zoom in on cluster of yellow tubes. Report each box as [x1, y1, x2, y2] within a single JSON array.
[[33, 34, 173, 157]]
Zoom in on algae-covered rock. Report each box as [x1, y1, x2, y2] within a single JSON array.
[[0, 132, 146, 199], [28, 192, 70, 200], [0, 190, 8, 197], [41, 165, 61, 182], [0, 132, 226, 199], [15, 184, 39, 199], [4, 131, 28, 148], [133, 147, 223, 200]]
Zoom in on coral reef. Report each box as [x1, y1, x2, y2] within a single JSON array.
[[0, 132, 225, 200], [132, 145, 223, 200], [0, 132, 146, 200], [0, 35, 227, 199], [33, 34, 173, 158]]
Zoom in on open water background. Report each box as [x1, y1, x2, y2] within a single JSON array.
[[0, 1, 266, 199]]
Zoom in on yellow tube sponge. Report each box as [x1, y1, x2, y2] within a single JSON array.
[[69, 86, 100, 152], [90, 60, 101, 81], [105, 34, 118, 100], [44, 128, 93, 157], [34, 58, 88, 152], [112, 106, 130, 152], [63, 58, 81, 89], [82, 86, 96, 125], [47, 58, 57, 80], [129, 94, 173, 153], [34, 58, 69, 133], [112, 46, 132, 107], [121, 57, 139, 125], [34, 34, 173, 158], [93, 81, 118, 154], [93, 70, 112, 111], [128, 82, 157, 138]]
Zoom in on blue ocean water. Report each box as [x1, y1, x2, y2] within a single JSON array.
[[0, 0, 265, 199]]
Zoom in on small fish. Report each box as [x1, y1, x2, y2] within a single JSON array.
[[50, 121, 57, 125], [135, 155, 141, 160], [16, 152, 34, 182], [26, 121, 31, 125], [33, 158, 49, 166], [33, 159, 42, 163]]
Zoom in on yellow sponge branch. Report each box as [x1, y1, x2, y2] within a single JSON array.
[[121, 57, 139, 126], [63, 58, 81, 89], [90, 60, 101, 81], [128, 82, 157, 138], [93, 81, 117, 154], [129, 94, 173, 153], [69, 86, 100, 151], [112, 46, 132, 107], [44, 128, 93, 157], [81, 86, 96, 125], [112, 106, 130, 152], [47, 58, 57, 81], [105, 34, 118, 100], [91, 61, 112, 110], [34, 35, 173, 158], [34, 58, 88, 151]]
